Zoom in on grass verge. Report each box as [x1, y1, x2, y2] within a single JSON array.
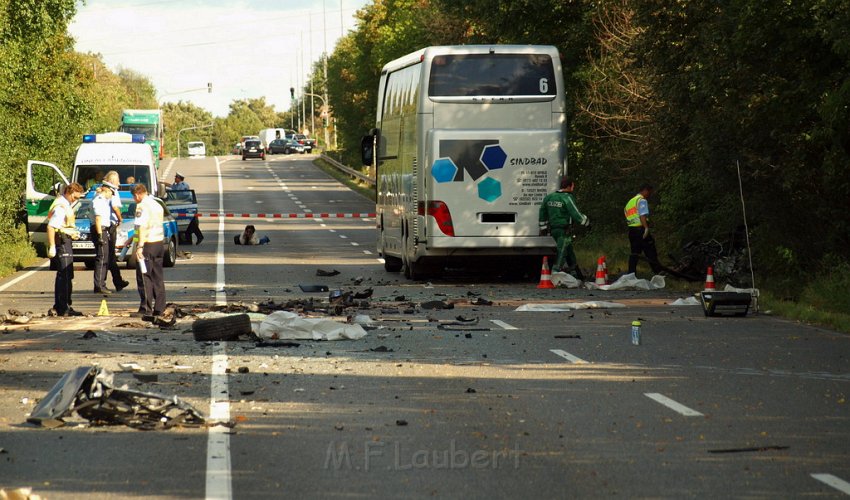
[[312, 156, 376, 203], [0, 241, 40, 281]]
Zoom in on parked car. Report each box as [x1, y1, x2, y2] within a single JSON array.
[[242, 139, 265, 160], [73, 193, 179, 269], [283, 139, 305, 154], [293, 134, 316, 153], [267, 139, 288, 155]]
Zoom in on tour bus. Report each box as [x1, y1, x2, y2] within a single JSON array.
[[361, 45, 566, 279]]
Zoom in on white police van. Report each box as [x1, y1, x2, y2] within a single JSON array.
[[26, 132, 167, 246]]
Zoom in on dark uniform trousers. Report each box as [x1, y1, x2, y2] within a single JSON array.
[[186, 216, 203, 243], [52, 236, 74, 314], [107, 224, 125, 287], [135, 241, 166, 315], [93, 227, 110, 291], [628, 226, 663, 275]]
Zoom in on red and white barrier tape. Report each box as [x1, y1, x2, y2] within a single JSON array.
[[174, 212, 376, 219]]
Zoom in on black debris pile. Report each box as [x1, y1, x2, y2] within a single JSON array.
[[420, 300, 454, 310], [27, 366, 209, 430], [316, 269, 340, 276], [192, 314, 253, 342]]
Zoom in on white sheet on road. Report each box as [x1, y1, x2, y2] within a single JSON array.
[[551, 271, 582, 288], [670, 296, 700, 306], [256, 311, 367, 341], [585, 273, 666, 291], [516, 301, 627, 312]]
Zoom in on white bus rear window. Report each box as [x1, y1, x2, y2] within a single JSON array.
[[428, 54, 556, 97]]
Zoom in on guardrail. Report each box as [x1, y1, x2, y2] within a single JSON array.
[[320, 154, 376, 186]]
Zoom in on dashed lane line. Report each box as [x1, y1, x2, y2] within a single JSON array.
[[811, 473, 850, 495], [644, 393, 704, 417], [550, 349, 588, 364], [491, 320, 518, 330]]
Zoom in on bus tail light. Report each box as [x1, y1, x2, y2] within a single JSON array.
[[418, 200, 455, 236]]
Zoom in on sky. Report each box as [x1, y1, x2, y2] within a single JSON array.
[[69, 0, 369, 118]]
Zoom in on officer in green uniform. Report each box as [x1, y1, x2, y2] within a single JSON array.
[[539, 177, 590, 278]]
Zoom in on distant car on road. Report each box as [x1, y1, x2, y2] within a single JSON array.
[[267, 139, 288, 155], [187, 141, 206, 157], [283, 139, 305, 154], [242, 139, 265, 160], [293, 134, 316, 153], [231, 142, 243, 155]]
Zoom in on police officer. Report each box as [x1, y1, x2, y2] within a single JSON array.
[[624, 184, 663, 276], [131, 183, 166, 319], [539, 177, 590, 278], [47, 182, 85, 317], [92, 185, 114, 294], [166, 172, 204, 245], [103, 171, 130, 291]]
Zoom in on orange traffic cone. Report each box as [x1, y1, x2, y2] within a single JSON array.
[[601, 255, 609, 284], [537, 256, 556, 289], [595, 257, 607, 286], [704, 266, 716, 291]]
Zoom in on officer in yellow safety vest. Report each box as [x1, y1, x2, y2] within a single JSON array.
[[624, 184, 663, 277], [47, 182, 85, 317], [131, 183, 166, 320]]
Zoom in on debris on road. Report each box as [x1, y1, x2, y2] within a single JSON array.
[[421, 300, 454, 310], [299, 284, 329, 293], [316, 269, 340, 276], [470, 297, 493, 306], [27, 366, 207, 430], [516, 301, 627, 312], [192, 314, 252, 341], [0, 487, 43, 500], [2, 309, 32, 325], [80, 330, 97, 339]]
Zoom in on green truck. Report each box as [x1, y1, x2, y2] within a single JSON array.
[[119, 109, 164, 167]]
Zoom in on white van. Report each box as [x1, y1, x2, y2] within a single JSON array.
[[258, 128, 294, 152], [362, 45, 566, 279], [187, 141, 206, 157]]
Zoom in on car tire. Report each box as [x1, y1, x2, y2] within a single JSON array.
[[192, 313, 252, 341], [163, 236, 177, 268]]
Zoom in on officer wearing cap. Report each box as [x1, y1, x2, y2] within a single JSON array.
[[103, 171, 131, 291], [167, 172, 190, 191], [92, 184, 115, 294], [166, 172, 204, 245], [132, 183, 166, 319]]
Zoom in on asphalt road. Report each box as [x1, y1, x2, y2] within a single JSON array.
[[0, 154, 848, 499]]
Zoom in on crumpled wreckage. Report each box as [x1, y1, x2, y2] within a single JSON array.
[[28, 366, 206, 430]]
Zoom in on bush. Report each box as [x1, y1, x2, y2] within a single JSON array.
[[0, 240, 39, 279], [799, 258, 850, 315]]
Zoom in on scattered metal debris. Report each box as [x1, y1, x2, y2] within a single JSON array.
[[299, 284, 329, 293], [316, 269, 340, 277], [471, 297, 493, 306], [192, 314, 252, 341], [28, 366, 207, 430], [80, 330, 97, 339], [421, 300, 454, 310]]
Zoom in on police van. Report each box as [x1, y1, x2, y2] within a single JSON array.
[[361, 45, 565, 279], [26, 132, 192, 255]]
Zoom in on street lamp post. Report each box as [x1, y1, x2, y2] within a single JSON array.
[[302, 91, 330, 150]]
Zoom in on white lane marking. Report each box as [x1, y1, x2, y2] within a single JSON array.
[[206, 155, 232, 500], [377, 258, 385, 263], [0, 261, 50, 292], [328, 229, 336, 233], [550, 349, 588, 364], [491, 320, 518, 330], [811, 474, 850, 495], [644, 393, 704, 417], [350, 242, 359, 246], [363, 250, 373, 255], [339, 235, 348, 239], [206, 344, 232, 500]]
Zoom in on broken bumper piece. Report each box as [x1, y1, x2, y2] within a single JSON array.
[[28, 366, 207, 430]]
